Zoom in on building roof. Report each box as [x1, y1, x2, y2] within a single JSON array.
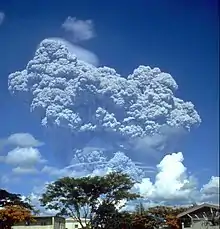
[[33, 215, 65, 219], [66, 217, 90, 222], [177, 203, 220, 218]]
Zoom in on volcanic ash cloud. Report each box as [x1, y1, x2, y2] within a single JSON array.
[[8, 39, 201, 177]]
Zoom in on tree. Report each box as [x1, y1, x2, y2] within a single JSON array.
[[107, 210, 158, 229], [131, 213, 158, 229], [0, 189, 35, 229], [0, 205, 34, 229], [0, 189, 31, 209], [40, 172, 140, 229], [135, 202, 146, 215], [146, 206, 188, 229], [100, 211, 133, 229]]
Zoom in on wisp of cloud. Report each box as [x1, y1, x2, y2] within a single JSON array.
[[8, 39, 201, 180], [0, 12, 5, 25]]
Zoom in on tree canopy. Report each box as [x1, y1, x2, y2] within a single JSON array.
[[0, 189, 35, 229], [146, 205, 188, 229], [40, 172, 140, 229], [0, 189, 32, 210], [0, 205, 34, 229], [0, 179, 194, 229]]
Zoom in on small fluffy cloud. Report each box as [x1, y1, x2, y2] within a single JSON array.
[[7, 133, 44, 147], [0, 12, 4, 25], [0, 133, 43, 148], [4, 147, 45, 167], [200, 176, 219, 202], [40, 17, 98, 66], [1, 147, 46, 175], [0, 133, 45, 174], [59, 16, 98, 66], [62, 17, 95, 42]]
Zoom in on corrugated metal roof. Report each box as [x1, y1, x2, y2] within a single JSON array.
[[177, 203, 219, 218]]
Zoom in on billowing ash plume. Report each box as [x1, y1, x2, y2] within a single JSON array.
[[8, 39, 201, 180]]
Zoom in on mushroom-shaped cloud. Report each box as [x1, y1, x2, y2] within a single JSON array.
[[8, 39, 201, 177]]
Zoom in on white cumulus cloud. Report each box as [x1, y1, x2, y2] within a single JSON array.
[[7, 133, 44, 147], [201, 176, 219, 194], [0, 133, 45, 174], [1, 147, 46, 174], [200, 176, 219, 202], [39, 17, 99, 66], [62, 16, 95, 42], [0, 132, 43, 149], [133, 152, 200, 204], [4, 147, 45, 167], [59, 16, 98, 66]]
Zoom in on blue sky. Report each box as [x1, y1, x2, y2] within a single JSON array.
[[0, 0, 219, 207]]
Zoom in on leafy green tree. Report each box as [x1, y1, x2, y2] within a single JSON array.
[[100, 210, 133, 229], [0, 189, 30, 209], [104, 210, 158, 229], [109, 204, 189, 229], [40, 172, 140, 229]]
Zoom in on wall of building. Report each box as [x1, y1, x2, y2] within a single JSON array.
[[183, 221, 219, 229], [12, 216, 65, 229], [12, 216, 54, 229], [65, 218, 90, 229], [54, 217, 65, 229], [12, 225, 54, 229]]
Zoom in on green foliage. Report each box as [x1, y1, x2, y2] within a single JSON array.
[[98, 211, 133, 229], [145, 205, 189, 229], [0, 189, 33, 210], [111, 204, 189, 229], [97, 210, 158, 229], [147, 205, 187, 218], [40, 172, 140, 229]]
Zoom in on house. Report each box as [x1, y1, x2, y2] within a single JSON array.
[[12, 216, 65, 229], [177, 203, 219, 229], [65, 217, 90, 229]]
